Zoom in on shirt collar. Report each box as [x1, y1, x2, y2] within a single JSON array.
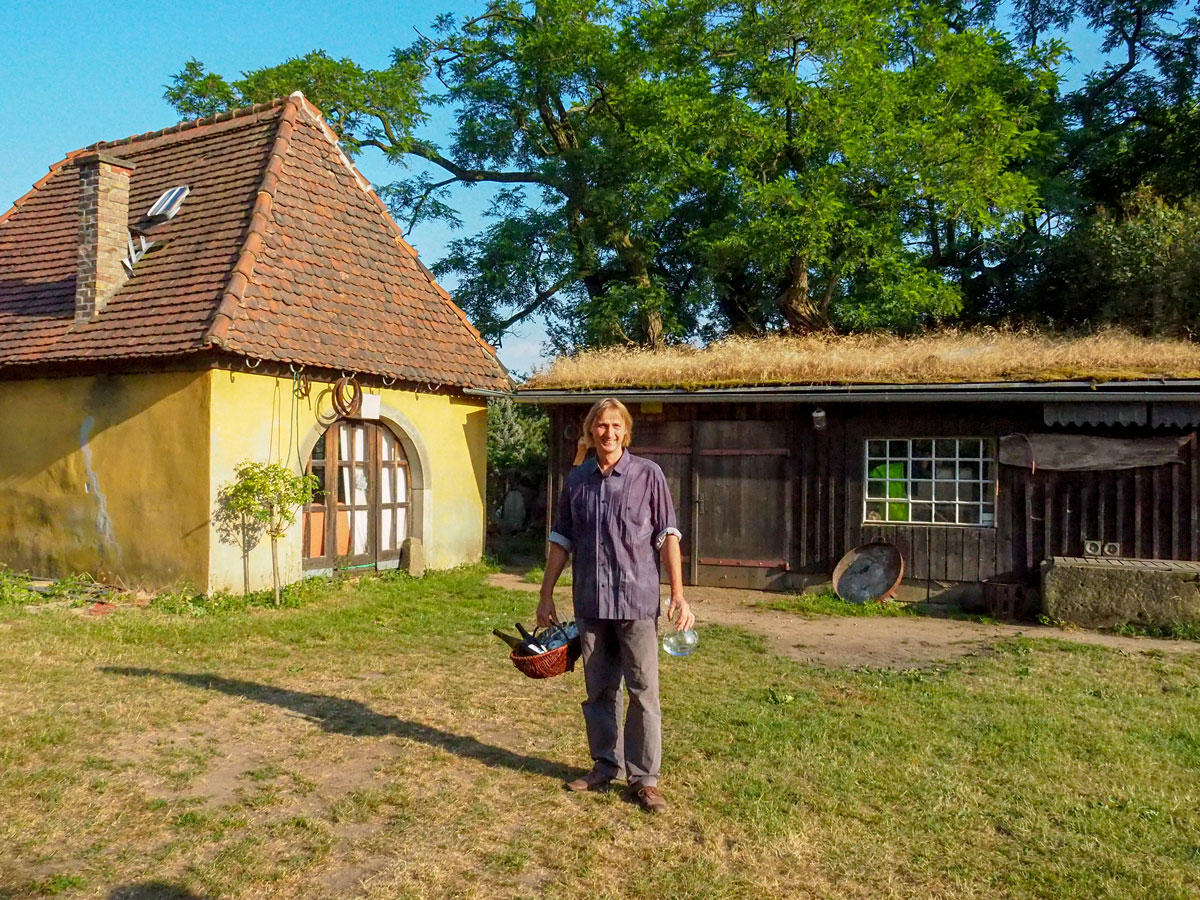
[[590, 449, 630, 477]]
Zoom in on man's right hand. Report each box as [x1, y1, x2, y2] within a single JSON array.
[[536, 594, 559, 628]]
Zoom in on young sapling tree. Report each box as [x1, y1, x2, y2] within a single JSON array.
[[218, 461, 319, 605]]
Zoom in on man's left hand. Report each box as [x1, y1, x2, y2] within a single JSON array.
[[667, 595, 694, 631]]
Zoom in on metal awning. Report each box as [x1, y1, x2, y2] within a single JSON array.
[[1044, 401, 1147, 426]]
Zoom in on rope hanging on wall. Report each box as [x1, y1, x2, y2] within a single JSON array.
[[289, 366, 310, 471], [290, 364, 312, 400], [331, 375, 363, 418]]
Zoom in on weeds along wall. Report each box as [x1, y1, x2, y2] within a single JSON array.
[[0, 371, 212, 588], [206, 369, 488, 594]]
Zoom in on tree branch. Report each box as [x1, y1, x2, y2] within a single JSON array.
[[491, 274, 575, 333], [1082, 6, 1145, 122], [818, 260, 841, 316], [405, 175, 459, 233], [407, 139, 562, 189]]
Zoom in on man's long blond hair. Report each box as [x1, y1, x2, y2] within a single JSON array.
[[581, 397, 633, 449]]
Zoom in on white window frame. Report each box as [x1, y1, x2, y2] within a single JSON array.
[[863, 438, 996, 527]]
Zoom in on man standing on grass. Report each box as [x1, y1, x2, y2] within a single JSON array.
[[537, 397, 694, 814]]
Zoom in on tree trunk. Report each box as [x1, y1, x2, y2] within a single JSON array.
[[715, 265, 764, 334], [270, 537, 281, 607], [240, 515, 251, 596], [643, 308, 663, 348], [777, 256, 831, 332], [610, 229, 663, 348], [927, 199, 942, 266]]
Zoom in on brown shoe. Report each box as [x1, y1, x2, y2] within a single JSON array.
[[564, 768, 616, 792], [627, 783, 667, 813]]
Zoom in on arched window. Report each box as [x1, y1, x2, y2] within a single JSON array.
[[303, 420, 411, 570]]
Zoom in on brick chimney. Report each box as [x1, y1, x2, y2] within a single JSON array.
[[74, 152, 135, 324]]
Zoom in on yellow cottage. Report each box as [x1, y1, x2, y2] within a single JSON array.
[[0, 93, 510, 593]]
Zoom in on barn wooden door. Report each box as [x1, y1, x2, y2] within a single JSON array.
[[692, 420, 793, 587]]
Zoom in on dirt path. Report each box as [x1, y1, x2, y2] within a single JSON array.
[[489, 572, 1199, 668]]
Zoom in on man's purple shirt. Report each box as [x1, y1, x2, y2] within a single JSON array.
[[550, 450, 682, 621]]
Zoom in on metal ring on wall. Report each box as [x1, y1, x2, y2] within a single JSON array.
[[332, 375, 363, 417]]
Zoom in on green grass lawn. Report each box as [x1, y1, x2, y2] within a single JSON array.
[[757, 588, 918, 618], [521, 565, 571, 587], [1, 568, 1198, 899]]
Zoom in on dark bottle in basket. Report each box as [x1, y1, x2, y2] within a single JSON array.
[[492, 629, 526, 653], [514, 622, 547, 655]]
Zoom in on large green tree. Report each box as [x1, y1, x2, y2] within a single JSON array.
[[648, 0, 1053, 331], [970, 0, 1200, 324], [1028, 186, 1200, 334], [167, 0, 1052, 344]]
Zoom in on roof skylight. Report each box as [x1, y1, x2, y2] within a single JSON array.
[[146, 185, 189, 220]]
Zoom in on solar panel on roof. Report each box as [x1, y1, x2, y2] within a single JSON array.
[[146, 185, 189, 220]]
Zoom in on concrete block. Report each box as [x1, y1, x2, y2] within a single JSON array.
[[1041, 556, 1200, 628], [401, 536, 426, 577]]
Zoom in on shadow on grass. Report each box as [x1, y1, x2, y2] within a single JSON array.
[[102, 668, 576, 782], [107, 883, 213, 900], [0, 882, 210, 900]]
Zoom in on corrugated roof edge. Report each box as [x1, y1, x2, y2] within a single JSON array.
[[203, 95, 301, 348], [515, 381, 1200, 404]]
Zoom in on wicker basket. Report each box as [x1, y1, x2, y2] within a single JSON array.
[[510, 644, 570, 679]]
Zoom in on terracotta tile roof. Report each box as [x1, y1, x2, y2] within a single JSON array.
[[0, 94, 510, 391]]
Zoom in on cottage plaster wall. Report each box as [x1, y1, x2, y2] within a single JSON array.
[[0, 371, 211, 588], [206, 370, 487, 594]]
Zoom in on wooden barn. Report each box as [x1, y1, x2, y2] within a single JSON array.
[[517, 334, 1200, 599]]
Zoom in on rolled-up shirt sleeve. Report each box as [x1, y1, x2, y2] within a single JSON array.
[[649, 465, 682, 550], [549, 478, 574, 552], [654, 526, 682, 551]]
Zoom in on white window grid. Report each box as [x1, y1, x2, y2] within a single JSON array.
[[864, 438, 996, 527]]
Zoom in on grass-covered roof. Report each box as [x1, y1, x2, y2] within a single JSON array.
[[523, 330, 1200, 391]]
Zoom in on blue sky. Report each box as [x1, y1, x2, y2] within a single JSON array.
[[0, 1, 1108, 375]]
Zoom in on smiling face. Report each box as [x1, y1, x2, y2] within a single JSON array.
[[590, 407, 628, 463]]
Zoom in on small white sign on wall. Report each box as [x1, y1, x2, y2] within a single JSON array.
[[360, 392, 381, 420]]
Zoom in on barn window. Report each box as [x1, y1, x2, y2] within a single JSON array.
[[864, 438, 996, 526]]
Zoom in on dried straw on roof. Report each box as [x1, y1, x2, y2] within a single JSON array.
[[524, 330, 1200, 390]]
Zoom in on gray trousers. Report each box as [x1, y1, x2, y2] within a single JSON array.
[[578, 617, 661, 787]]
